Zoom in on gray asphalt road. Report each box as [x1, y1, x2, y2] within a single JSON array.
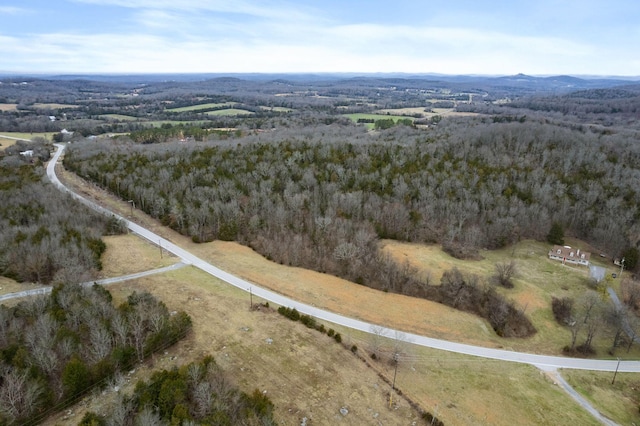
[[0, 262, 186, 302], [47, 143, 640, 373]]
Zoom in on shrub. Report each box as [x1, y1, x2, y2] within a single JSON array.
[[334, 333, 342, 343], [350, 345, 358, 353], [327, 328, 335, 337]]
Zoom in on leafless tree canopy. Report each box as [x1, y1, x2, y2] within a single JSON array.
[[0, 285, 191, 425]]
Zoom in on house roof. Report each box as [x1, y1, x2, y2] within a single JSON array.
[[549, 245, 591, 261]]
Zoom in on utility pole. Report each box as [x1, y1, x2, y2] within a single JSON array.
[[389, 353, 399, 408], [620, 257, 625, 278], [612, 357, 621, 384]]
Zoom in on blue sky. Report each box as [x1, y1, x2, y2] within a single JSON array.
[[1, 0, 638, 76]]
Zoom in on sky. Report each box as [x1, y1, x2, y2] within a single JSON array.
[[1, 0, 639, 76]]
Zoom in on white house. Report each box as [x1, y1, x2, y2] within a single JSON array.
[[548, 245, 591, 266]]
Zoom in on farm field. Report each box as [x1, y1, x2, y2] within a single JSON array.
[[260, 106, 293, 112], [99, 113, 138, 121], [343, 112, 416, 129], [32, 103, 78, 109], [0, 103, 17, 111], [0, 131, 56, 141], [205, 108, 255, 116], [165, 102, 236, 112]]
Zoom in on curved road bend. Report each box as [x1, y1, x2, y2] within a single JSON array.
[[47, 144, 640, 375]]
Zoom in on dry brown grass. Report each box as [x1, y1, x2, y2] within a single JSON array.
[[0, 104, 17, 112], [42, 265, 422, 426], [0, 137, 19, 151], [39, 159, 630, 425]]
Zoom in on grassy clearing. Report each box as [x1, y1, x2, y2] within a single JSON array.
[[260, 106, 293, 112], [205, 108, 255, 116], [32, 103, 78, 109], [382, 239, 636, 356], [166, 102, 236, 112], [0, 103, 17, 111], [46, 234, 602, 426], [144, 120, 211, 127], [344, 113, 416, 122], [561, 369, 640, 425], [41, 264, 422, 426], [0, 137, 19, 150], [0, 131, 56, 141], [99, 113, 138, 121]]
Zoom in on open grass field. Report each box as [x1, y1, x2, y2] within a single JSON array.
[[41, 161, 640, 424], [0, 103, 17, 111], [0, 137, 19, 150], [562, 369, 640, 425], [39, 235, 603, 426], [32, 103, 78, 109], [99, 113, 139, 121], [343, 113, 416, 129], [205, 108, 255, 116], [165, 102, 236, 112], [381, 239, 634, 357], [260, 106, 294, 112], [0, 132, 56, 148]]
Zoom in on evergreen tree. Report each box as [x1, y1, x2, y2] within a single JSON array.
[[547, 222, 564, 245]]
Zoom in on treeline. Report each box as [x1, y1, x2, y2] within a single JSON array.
[[78, 356, 275, 426], [0, 146, 126, 284], [128, 125, 239, 144], [0, 285, 192, 425], [65, 118, 640, 266]]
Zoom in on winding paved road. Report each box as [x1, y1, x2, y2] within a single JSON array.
[[46, 143, 640, 373], [44, 143, 639, 425]]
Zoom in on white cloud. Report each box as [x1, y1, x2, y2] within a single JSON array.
[[0, 6, 26, 14]]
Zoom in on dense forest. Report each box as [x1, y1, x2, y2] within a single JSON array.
[[65, 117, 640, 268], [0, 141, 126, 284], [62, 114, 638, 336], [0, 285, 192, 425]]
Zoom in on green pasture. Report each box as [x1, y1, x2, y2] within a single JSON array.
[[205, 108, 255, 116], [343, 113, 416, 129], [100, 114, 139, 121]]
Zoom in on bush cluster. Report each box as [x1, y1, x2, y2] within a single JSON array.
[[277, 307, 343, 343]]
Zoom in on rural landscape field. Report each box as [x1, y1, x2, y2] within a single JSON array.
[[1, 72, 640, 426]]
